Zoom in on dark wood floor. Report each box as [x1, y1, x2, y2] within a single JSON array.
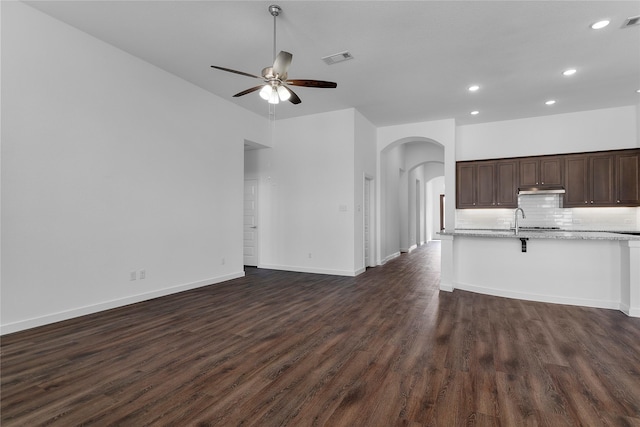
[[2, 242, 640, 426]]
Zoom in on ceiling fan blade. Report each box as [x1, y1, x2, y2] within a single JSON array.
[[283, 86, 302, 104], [273, 51, 293, 77], [286, 79, 337, 89], [233, 85, 265, 97], [210, 65, 261, 79]]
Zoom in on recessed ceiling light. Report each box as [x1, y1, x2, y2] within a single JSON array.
[[470, 111, 479, 115], [468, 85, 480, 92], [562, 68, 577, 76], [591, 20, 610, 30], [545, 100, 556, 105], [637, 89, 640, 93]]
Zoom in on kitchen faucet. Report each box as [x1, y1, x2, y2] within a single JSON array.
[[514, 208, 526, 235]]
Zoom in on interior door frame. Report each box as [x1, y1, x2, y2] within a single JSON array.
[[243, 179, 259, 267], [364, 175, 376, 268]]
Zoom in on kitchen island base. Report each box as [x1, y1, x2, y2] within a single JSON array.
[[439, 233, 640, 317]]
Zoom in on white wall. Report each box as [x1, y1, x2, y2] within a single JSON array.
[[1, 2, 267, 334], [256, 109, 358, 275], [456, 105, 639, 161]]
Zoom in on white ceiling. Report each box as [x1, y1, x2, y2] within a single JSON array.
[[25, 0, 640, 127]]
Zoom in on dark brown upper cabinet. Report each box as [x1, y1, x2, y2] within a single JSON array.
[[564, 155, 589, 207], [519, 156, 563, 187], [456, 159, 517, 209], [456, 163, 476, 208], [476, 161, 496, 207], [590, 153, 615, 205], [564, 152, 615, 207], [495, 160, 518, 207], [457, 149, 639, 209], [615, 150, 640, 206]]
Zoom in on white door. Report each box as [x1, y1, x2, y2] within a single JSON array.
[[243, 180, 258, 266]]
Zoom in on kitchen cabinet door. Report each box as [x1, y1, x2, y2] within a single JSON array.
[[456, 163, 476, 208], [590, 154, 614, 205], [564, 155, 589, 207], [476, 162, 496, 207], [496, 160, 518, 207], [615, 150, 640, 206], [539, 156, 563, 186], [519, 158, 538, 186], [519, 156, 562, 187]]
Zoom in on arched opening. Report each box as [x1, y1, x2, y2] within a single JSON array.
[[378, 137, 444, 262]]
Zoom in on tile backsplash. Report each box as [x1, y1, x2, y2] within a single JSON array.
[[456, 194, 639, 231]]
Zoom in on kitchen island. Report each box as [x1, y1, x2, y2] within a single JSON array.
[[438, 229, 640, 317]]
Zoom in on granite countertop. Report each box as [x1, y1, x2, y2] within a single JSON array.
[[439, 229, 640, 241]]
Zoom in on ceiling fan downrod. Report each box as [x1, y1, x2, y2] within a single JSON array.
[[269, 5, 281, 63]]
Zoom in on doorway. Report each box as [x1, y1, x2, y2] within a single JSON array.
[[364, 176, 375, 268], [243, 179, 258, 266]]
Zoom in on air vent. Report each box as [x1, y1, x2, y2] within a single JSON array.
[[622, 15, 640, 28], [322, 51, 354, 65]]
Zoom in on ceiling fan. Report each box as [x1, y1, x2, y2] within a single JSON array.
[[210, 4, 337, 105]]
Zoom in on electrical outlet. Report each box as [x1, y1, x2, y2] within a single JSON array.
[[221, 258, 225, 265], [130, 271, 137, 281], [139, 269, 146, 280], [308, 253, 312, 259]]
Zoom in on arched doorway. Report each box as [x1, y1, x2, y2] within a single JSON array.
[[378, 138, 444, 262]]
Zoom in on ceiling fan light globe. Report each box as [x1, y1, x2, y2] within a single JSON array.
[[268, 89, 280, 104], [277, 85, 291, 101], [259, 85, 272, 100]]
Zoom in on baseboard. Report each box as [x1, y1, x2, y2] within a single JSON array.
[[620, 303, 640, 318], [258, 264, 359, 277], [381, 252, 401, 265], [0, 272, 245, 336], [439, 281, 454, 292], [453, 281, 620, 311], [353, 267, 366, 276]]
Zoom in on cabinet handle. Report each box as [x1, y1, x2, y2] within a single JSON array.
[[541, 181, 544, 184], [585, 201, 588, 204], [473, 203, 476, 206], [617, 200, 620, 203], [590, 201, 594, 204], [497, 202, 501, 205]]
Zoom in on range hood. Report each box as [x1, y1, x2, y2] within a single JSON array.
[[518, 185, 565, 195]]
